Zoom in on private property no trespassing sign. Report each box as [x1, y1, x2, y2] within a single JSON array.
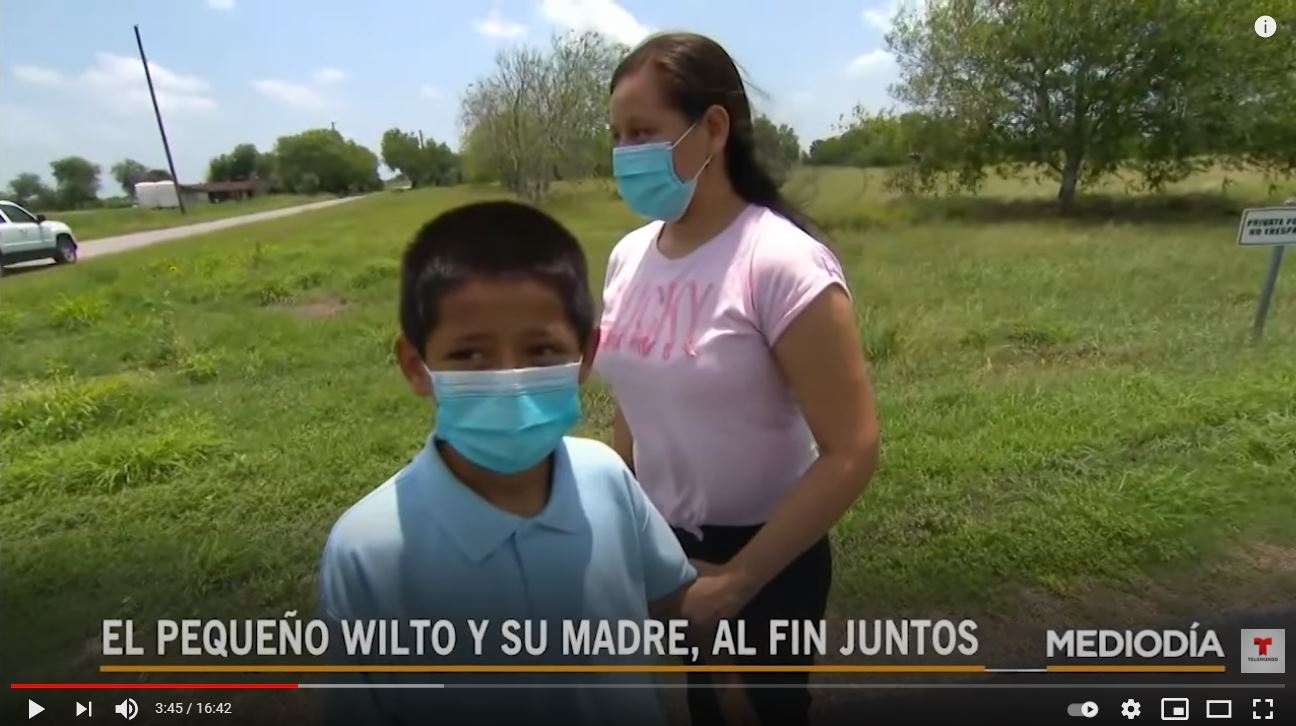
[[1237, 207, 1296, 246]]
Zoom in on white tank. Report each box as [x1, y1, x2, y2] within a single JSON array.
[[153, 181, 180, 209], [134, 181, 155, 208]]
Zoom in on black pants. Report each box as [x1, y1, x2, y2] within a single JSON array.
[[673, 525, 833, 726]]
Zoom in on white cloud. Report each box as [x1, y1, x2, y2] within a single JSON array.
[[252, 79, 328, 110], [207, 0, 236, 10], [846, 49, 894, 76], [790, 91, 817, 107], [473, 9, 527, 39], [13, 65, 67, 87], [862, 8, 892, 32], [419, 85, 442, 100], [313, 68, 347, 84], [866, 0, 931, 32], [80, 53, 217, 115], [0, 106, 65, 149], [13, 53, 217, 116], [541, 0, 651, 46]]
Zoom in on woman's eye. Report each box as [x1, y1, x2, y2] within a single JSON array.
[[530, 344, 561, 357], [447, 349, 483, 362]]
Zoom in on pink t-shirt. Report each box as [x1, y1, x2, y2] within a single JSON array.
[[594, 204, 849, 532]]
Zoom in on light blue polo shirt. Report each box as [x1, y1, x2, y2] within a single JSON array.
[[317, 436, 696, 726]]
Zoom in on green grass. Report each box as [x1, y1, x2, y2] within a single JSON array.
[[2, 170, 1295, 684], [52, 194, 328, 241]]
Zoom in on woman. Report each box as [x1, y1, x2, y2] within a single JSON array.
[[596, 32, 881, 726]]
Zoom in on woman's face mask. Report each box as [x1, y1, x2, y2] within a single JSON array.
[[612, 122, 712, 222], [424, 361, 582, 474]]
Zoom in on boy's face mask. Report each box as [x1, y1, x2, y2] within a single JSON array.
[[612, 122, 712, 222], [424, 361, 582, 474]]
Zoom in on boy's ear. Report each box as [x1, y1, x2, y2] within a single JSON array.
[[395, 335, 432, 397], [578, 327, 600, 384]]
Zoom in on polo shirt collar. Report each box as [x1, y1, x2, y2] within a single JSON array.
[[419, 438, 586, 563]]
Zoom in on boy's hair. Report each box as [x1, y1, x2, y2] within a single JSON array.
[[399, 200, 595, 354]]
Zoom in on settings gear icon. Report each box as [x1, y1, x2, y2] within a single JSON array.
[[1120, 699, 1142, 719]]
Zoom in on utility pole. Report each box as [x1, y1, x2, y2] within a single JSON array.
[[331, 121, 337, 132], [134, 24, 185, 214], [418, 129, 425, 147]]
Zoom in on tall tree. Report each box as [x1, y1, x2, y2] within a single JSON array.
[[144, 168, 173, 182], [460, 31, 624, 201], [382, 129, 460, 187], [273, 128, 381, 194], [887, 0, 1272, 209], [752, 115, 802, 186], [208, 143, 263, 182], [50, 156, 100, 209], [381, 129, 430, 187], [7, 173, 51, 209], [110, 159, 150, 198]]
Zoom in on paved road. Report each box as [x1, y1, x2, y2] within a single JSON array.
[[79, 195, 366, 260]]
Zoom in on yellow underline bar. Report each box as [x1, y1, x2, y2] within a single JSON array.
[[1046, 665, 1226, 673], [101, 664, 988, 674]]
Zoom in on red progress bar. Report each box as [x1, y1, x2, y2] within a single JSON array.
[[12, 684, 298, 689]]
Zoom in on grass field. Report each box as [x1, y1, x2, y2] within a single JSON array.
[[2, 167, 1295, 686], [52, 194, 327, 241]]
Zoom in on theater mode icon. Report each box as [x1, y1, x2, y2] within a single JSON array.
[[1240, 629, 1285, 674], [1204, 699, 1232, 719]]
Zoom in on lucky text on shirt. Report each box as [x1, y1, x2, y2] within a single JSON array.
[[342, 619, 699, 660]]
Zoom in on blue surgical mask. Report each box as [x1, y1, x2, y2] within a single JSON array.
[[612, 122, 712, 222], [425, 362, 582, 474]]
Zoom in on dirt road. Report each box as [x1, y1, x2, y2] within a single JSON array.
[[78, 196, 366, 259]]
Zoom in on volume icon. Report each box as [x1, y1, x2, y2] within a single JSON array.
[[115, 698, 138, 720]]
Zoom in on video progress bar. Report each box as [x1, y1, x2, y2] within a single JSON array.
[[305, 683, 1283, 690], [13, 683, 1286, 690], [95, 664, 1228, 674]]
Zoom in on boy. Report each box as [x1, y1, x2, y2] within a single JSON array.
[[318, 201, 735, 726]]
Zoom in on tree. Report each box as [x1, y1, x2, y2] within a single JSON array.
[[50, 156, 100, 209], [273, 128, 381, 194], [110, 159, 150, 198], [144, 168, 173, 182], [459, 123, 501, 184], [7, 173, 52, 209], [886, 0, 1272, 209], [752, 115, 802, 185], [460, 31, 624, 201], [208, 143, 263, 182], [381, 129, 459, 188], [255, 151, 281, 191], [1208, 1, 1296, 183]]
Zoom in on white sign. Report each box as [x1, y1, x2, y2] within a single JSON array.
[[1237, 207, 1296, 246]]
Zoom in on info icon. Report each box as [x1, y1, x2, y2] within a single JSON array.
[[1255, 16, 1277, 38], [1240, 629, 1285, 674]]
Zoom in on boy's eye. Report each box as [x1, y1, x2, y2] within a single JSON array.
[[447, 348, 484, 362]]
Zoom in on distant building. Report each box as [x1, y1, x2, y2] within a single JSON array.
[[177, 179, 271, 205]]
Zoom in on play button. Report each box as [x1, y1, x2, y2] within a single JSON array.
[[28, 699, 45, 719]]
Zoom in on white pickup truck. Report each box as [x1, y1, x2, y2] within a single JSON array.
[[0, 200, 78, 275]]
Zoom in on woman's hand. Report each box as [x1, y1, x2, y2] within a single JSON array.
[[681, 562, 759, 630]]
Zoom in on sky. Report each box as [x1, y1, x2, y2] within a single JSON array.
[[0, 0, 909, 190]]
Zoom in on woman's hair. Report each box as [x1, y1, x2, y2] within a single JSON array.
[[611, 32, 820, 239]]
